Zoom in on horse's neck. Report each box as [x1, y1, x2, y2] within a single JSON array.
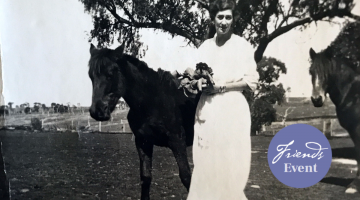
[[328, 61, 357, 107], [120, 56, 164, 109]]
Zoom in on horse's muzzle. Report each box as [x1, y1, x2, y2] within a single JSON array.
[[311, 96, 324, 107], [89, 102, 111, 121]]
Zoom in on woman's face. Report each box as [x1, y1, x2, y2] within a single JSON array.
[[214, 9, 233, 35]]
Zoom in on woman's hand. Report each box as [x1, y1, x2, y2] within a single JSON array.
[[203, 83, 227, 95], [190, 78, 226, 95], [203, 84, 219, 95], [190, 78, 208, 91]]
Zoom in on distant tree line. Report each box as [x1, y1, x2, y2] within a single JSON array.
[[0, 99, 129, 117], [0, 102, 83, 116]]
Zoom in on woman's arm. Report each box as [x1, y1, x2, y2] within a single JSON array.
[[224, 80, 250, 92], [202, 79, 250, 94]]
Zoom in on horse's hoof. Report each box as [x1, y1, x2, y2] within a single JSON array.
[[345, 187, 358, 194]]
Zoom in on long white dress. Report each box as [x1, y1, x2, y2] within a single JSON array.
[[187, 34, 259, 200]]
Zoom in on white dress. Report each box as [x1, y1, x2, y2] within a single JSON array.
[[187, 34, 259, 200]]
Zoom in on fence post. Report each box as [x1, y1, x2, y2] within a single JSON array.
[[323, 120, 332, 138], [120, 119, 124, 132], [262, 125, 266, 132], [99, 121, 101, 132]]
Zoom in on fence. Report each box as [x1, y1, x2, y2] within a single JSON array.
[[260, 118, 348, 138], [40, 116, 130, 133], [4, 109, 348, 138], [3, 109, 132, 134]]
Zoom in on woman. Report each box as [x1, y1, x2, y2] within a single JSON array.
[[187, 0, 259, 199]]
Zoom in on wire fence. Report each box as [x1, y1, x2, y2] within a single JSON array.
[[1, 109, 132, 134], [259, 118, 348, 138], [1, 109, 349, 138]]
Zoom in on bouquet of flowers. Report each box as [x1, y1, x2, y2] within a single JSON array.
[[175, 62, 214, 98]]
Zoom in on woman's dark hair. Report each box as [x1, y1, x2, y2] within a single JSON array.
[[209, 0, 240, 21], [205, 0, 240, 39]]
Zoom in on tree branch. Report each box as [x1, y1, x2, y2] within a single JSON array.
[[255, 16, 312, 62], [254, 7, 353, 63], [103, 3, 132, 25], [278, 15, 289, 28], [194, 0, 209, 10], [106, 1, 203, 47], [117, 1, 137, 24]]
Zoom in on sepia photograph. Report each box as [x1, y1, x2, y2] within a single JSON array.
[[0, 0, 360, 199]]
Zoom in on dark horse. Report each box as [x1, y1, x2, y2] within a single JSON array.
[[308, 44, 360, 192], [88, 43, 198, 199]]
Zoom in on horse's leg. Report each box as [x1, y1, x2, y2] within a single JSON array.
[[168, 138, 191, 190], [135, 137, 154, 200], [346, 125, 360, 194]]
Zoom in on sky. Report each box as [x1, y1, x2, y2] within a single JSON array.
[[0, 0, 359, 107]]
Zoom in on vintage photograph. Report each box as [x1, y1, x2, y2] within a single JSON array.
[[0, 0, 360, 199]]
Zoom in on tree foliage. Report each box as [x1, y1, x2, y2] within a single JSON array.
[[246, 56, 287, 134], [80, 0, 359, 61], [256, 56, 286, 104], [7, 102, 13, 109], [250, 98, 277, 134], [327, 21, 360, 73], [24, 107, 31, 114]]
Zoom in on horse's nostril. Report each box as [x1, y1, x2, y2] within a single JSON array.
[[315, 97, 323, 103]]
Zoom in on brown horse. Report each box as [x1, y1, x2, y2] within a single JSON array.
[[309, 46, 360, 193], [87, 43, 199, 200]]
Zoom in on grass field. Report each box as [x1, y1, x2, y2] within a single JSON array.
[[1, 130, 359, 200], [0, 98, 356, 199], [275, 97, 336, 120]]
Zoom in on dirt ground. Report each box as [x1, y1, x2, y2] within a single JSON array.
[[1, 130, 360, 200]]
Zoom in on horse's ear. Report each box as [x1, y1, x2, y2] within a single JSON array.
[[309, 48, 316, 60], [90, 43, 96, 55], [114, 44, 125, 56]]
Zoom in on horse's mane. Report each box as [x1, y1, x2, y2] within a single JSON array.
[[311, 50, 337, 85], [328, 21, 360, 74], [89, 48, 180, 90], [311, 21, 360, 87], [312, 48, 357, 90], [121, 54, 180, 90], [88, 48, 117, 75]]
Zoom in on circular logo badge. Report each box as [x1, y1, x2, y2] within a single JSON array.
[[267, 124, 332, 188]]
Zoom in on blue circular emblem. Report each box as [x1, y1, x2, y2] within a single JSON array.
[[267, 124, 332, 188]]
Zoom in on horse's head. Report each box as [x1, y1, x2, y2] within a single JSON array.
[[308, 48, 333, 107], [88, 44, 126, 121]]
